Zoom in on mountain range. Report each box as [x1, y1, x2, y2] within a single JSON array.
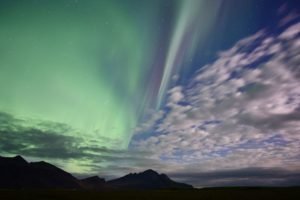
[[0, 155, 193, 190]]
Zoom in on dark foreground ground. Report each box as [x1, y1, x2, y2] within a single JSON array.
[[0, 187, 299, 200]]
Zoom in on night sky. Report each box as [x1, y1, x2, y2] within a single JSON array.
[[0, 0, 300, 187]]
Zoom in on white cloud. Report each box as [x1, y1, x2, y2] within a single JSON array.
[[134, 109, 164, 134], [132, 21, 300, 173]]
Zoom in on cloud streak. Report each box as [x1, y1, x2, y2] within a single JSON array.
[[170, 168, 300, 187]]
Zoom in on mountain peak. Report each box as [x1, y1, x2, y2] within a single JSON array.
[[108, 169, 193, 189], [13, 155, 27, 163], [0, 155, 81, 189], [14, 155, 24, 159], [0, 155, 28, 165], [81, 176, 106, 189], [141, 169, 159, 176], [82, 176, 105, 183]]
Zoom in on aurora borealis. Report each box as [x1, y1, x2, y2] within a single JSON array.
[[0, 0, 156, 148], [1, 0, 300, 187]]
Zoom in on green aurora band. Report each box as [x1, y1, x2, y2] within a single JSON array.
[[0, 0, 221, 172], [0, 0, 159, 149]]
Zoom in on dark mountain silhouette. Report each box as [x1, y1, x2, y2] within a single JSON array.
[[80, 176, 106, 189], [107, 169, 193, 189], [0, 155, 193, 190], [0, 155, 81, 189]]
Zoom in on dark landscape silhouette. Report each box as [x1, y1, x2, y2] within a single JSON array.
[[0, 155, 299, 200], [0, 155, 192, 190]]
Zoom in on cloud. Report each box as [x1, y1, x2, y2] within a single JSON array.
[[170, 168, 300, 187], [132, 19, 300, 181], [0, 112, 81, 159], [134, 109, 164, 134], [0, 111, 161, 177]]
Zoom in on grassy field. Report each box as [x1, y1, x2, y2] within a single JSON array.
[[0, 187, 299, 200]]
